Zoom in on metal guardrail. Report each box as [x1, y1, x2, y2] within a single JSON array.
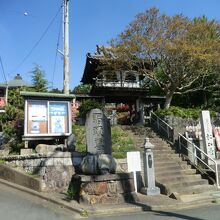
[[150, 111, 174, 144], [178, 133, 219, 188], [149, 111, 219, 188]]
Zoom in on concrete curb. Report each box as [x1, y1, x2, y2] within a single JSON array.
[[0, 178, 88, 217]]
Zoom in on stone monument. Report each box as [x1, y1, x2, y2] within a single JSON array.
[[71, 109, 135, 204], [200, 110, 216, 165], [80, 108, 116, 175], [85, 108, 112, 155]]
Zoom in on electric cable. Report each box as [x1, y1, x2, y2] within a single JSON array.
[[51, 17, 62, 89], [10, 4, 63, 75], [0, 56, 7, 84]]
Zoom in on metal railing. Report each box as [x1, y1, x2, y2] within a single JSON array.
[[178, 133, 219, 188], [150, 111, 174, 144], [95, 79, 142, 88], [149, 111, 219, 188]]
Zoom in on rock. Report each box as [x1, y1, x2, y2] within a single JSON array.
[[98, 154, 117, 174], [67, 134, 76, 152], [80, 155, 98, 174], [80, 154, 117, 175], [35, 144, 65, 154]]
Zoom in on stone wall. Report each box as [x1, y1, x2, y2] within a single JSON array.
[[1, 152, 85, 192], [163, 115, 220, 137], [0, 164, 43, 191], [163, 116, 198, 138]]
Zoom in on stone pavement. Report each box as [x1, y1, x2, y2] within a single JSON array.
[[2, 178, 220, 218]]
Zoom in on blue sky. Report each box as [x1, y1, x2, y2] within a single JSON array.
[[0, 0, 219, 90]]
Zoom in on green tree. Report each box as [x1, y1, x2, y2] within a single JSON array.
[[31, 65, 48, 92], [78, 99, 103, 118], [0, 87, 31, 150], [100, 8, 220, 109], [72, 84, 92, 94]]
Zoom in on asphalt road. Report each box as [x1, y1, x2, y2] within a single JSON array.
[[1, 182, 220, 220], [0, 183, 77, 220], [91, 205, 220, 220]]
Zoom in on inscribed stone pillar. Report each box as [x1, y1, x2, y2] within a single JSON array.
[[200, 110, 216, 165], [86, 109, 112, 155]]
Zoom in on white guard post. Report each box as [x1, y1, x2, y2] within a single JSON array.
[[127, 151, 141, 193]]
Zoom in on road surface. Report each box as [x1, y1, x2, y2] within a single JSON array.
[[0, 183, 76, 220], [1, 182, 220, 220], [91, 205, 220, 220]]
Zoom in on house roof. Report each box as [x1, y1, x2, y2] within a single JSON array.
[[0, 74, 33, 88], [81, 53, 101, 84], [81, 46, 153, 85], [20, 91, 75, 100]]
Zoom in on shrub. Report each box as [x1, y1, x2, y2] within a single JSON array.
[[78, 99, 103, 119], [111, 126, 135, 158], [72, 125, 86, 152], [72, 125, 136, 158], [156, 106, 217, 120]]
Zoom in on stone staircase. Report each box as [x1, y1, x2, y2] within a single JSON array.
[[119, 125, 220, 204]]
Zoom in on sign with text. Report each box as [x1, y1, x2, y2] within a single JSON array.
[[200, 110, 215, 164], [27, 101, 48, 134], [49, 102, 68, 134], [25, 100, 71, 136], [127, 151, 141, 172]]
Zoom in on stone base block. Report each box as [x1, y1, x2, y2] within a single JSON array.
[[140, 186, 160, 196], [70, 173, 136, 204]]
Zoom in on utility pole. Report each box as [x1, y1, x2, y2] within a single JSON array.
[[63, 0, 70, 94]]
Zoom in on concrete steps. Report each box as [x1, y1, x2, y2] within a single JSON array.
[[179, 190, 220, 203], [155, 168, 197, 176], [157, 174, 202, 183], [118, 125, 220, 205]]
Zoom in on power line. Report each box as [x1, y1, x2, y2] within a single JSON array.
[[51, 17, 62, 89], [10, 4, 63, 75], [0, 56, 7, 83]]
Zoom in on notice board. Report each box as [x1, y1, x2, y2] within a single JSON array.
[[49, 102, 68, 134], [27, 101, 48, 134], [25, 100, 71, 137]]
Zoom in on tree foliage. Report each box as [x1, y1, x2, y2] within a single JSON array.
[[72, 84, 92, 94], [78, 99, 103, 118], [0, 65, 48, 152], [0, 87, 32, 150], [30, 65, 48, 92], [100, 8, 220, 108]]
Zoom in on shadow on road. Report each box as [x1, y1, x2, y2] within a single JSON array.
[[152, 210, 204, 220]]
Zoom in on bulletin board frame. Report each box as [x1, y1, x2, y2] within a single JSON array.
[[21, 92, 74, 139]]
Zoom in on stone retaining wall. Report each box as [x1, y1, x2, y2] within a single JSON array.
[[1, 152, 85, 173], [0, 164, 44, 191], [0, 152, 86, 192]]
